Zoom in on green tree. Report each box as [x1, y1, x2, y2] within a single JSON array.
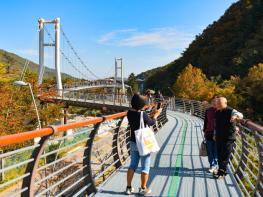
[[141, 0, 263, 90], [127, 73, 139, 93]]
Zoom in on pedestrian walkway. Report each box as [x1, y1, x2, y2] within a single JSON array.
[[95, 111, 241, 197]]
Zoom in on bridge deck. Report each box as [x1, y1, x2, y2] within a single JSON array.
[[95, 111, 241, 197]]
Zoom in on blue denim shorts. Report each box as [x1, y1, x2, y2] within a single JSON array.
[[129, 141, 151, 174]]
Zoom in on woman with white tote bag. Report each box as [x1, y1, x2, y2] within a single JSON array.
[[126, 94, 162, 195]]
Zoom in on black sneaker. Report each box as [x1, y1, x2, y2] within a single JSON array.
[[213, 169, 225, 179]]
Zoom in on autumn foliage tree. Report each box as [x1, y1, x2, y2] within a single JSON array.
[[0, 70, 63, 151], [172, 64, 217, 101], [171, 63, 262, 122], [172, 64, 240, 105], [236, 63, 263, 122]]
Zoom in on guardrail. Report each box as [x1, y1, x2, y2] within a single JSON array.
[[63, 82, 128, 91], [39, 88, 132, 108], [62, 80, 118, 89], [168, 97, 263, 196], [0, 103, 168, 196], [61, 91, 131, 107]]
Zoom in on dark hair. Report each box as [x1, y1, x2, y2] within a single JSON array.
[[131, 93, 146, 110], [212, 94, 223, 99]]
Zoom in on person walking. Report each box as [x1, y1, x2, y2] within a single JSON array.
[[203, 96, 218, 173], [154, 90, 164, 109], [214, 96, 243, 179], [126, 94, 161, 195], [145, 89, 152, 104]]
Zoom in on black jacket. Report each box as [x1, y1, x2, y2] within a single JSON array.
[[215, 107, 236, 141]]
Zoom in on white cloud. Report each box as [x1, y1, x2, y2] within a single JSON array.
[[98, 29, 137, 43], [98, 27, 194, 50]]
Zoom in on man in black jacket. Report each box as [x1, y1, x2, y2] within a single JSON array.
[[214, 96, 243, 179]]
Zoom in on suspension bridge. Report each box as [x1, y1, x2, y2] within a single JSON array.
[[0, 18, 262, 197], [36, 18, 130, 111]]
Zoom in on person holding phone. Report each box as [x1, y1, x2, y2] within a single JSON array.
[[126, 94, 162, 195]]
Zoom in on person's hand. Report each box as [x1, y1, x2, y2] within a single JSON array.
[[213, 135, 216, 141], [153, 108, 162, 119], [230, 115, 239, 122], [235, 126, 241, 136]]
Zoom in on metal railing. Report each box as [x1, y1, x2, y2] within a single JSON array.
[[39, 88, 132, 108], [0, 103, 168, 196], [62, 80, 128, 91], [168, 97, 263, 196], [61, 91, 131, 107]]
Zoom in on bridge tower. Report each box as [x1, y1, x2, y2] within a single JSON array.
[[114, 58, 125, 101], [38, 18, 62, 94], [114, 58, 125, 91]]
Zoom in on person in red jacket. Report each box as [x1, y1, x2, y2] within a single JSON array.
[[203, 96, 218, 173]]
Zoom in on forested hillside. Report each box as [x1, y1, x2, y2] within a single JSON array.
[[0, 49, 72, 148], [140, 0, 263, 92], [0, 49, 72, 81]]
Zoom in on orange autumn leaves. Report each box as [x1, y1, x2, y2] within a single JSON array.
[[172, 63, 263, 122], [173, 64, 221, 101]]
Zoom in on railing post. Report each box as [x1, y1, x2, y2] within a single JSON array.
[[125, 128, 131, 156], [173, 97, 176, 111], [190, 102, 194, 116], [163, 103, 168, 123], [22, 134, 52, 197], [234, 129, 249, 178], [254, 131, 263, 196], [112, 117, 125, 167], [83, 122, 101, 195], [183, 100, 186, 113], [159, 103, 168, 126], [0, 150, 4, 182]]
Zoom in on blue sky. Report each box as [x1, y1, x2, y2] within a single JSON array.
[[0, 0, 237, 79]]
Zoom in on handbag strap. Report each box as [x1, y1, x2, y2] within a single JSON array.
[[139, 111, 145, 129]]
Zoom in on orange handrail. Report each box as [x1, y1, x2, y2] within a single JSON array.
[[0, 104, 156, 148], [0, 128, 53, 148], [0, 115, 122, 148]]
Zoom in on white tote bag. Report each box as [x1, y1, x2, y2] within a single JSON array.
[[134, 112, 160, 156]]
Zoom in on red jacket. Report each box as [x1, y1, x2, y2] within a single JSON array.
[[203, 107, 216, 139]]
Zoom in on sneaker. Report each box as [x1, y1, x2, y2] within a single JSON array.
[[213, 169, 225, 179], [208, 166, 218, 174], [139, 187, 152, 195], [126, 186, 135, 195], [217, 174, 225, 179]]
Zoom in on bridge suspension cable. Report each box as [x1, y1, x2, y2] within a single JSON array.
[[60, 26, 100, 79], [43, 26, 90, 80]]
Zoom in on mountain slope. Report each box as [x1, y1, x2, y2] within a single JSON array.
[[0, 49, 72, 81], [140, 0, 263, 92]]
